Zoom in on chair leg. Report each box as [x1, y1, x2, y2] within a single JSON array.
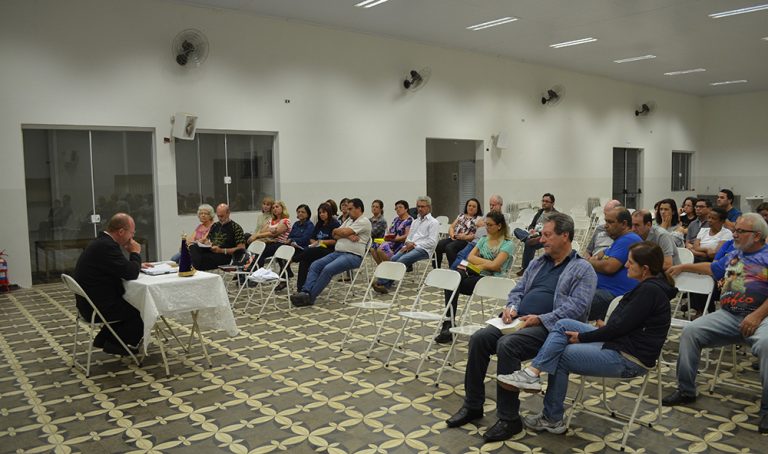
[[367, 307, 392, 358], [339, 307, 363, 352], [620, 373, 651, 451], [71, 319, 81, 370], [565, 377, 586, 428], [434, 335, 458, 386], [709, 346, 727, 393], [415, 321, 444, 378], [385, 318, 409, 367]]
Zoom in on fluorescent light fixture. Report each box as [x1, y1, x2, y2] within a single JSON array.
[[664, 68, 706, 76], [550, 37, 597, 48], [355, 0, 389, 8], [613, 54, 657, 63], [710, 80, 748, 86], [466, 17, 519, 31], [709, 3, 768, 18]]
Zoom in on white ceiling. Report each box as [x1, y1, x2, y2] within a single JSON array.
[[171, 0, 768, 96]]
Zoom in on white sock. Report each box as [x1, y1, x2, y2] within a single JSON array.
[[524, 367, 538, 378]]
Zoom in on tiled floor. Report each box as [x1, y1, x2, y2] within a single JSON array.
[[0, 271, 765, 453]]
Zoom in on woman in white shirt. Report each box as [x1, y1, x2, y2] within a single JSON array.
[[689, 207, 732, 262]]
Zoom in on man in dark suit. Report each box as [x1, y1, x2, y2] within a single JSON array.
[[73, 213, 143, 355]]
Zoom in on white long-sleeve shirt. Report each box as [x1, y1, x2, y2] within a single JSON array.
[[407, 213, 439, 253]]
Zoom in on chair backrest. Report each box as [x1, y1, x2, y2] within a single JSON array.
[[248, 240, 266, 256], [472, 276, 516, 300], [677, 247, 694, 265], [61, 273, 106, 323], [424, 268, 461, 292], [274, 244, 296, 262], [439, 223, 450, 235], [604, 295, 623, 322], [435, 215, 450, 226], [674, 272, 714, 295], [373, 261, 407, 282]]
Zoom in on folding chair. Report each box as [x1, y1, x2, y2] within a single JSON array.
[[677, 247, 694, 265], [384, 269, 461, 377], [434, 276, 517, 385], [438, 222, 450, 240], [62, 274, 141, 376], [671, 272, 714, 323], [229, 241, 266, 306], [565, 295, 663, 452], [242, 245, 295, 317], [325, 239, 373, 304], [339, 262, 407, 355]]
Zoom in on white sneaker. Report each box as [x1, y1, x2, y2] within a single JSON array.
[[523, 412, 566, 434], [497, 369, 542, 392]]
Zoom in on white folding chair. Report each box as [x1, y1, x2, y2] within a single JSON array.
[[339, 262, 407, 356], [434, 276, 517, 384], [677, 247, 694, 265], [62, 274, 141, 376], [243, 245, 295, 317], [438, 222, 450, 240], [435, 215, 450, 227], [565, 295, 663, 452], [384, 269, 461, 377], [229, 241, 266, 306], [671, 272, 714, 323], [326, 239, 373, 304]]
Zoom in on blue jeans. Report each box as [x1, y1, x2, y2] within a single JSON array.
[[677, 309, 768, 415], [302, 251, 362, 301], [532, 319, 646, 421], [378, 247, 429, 287], [450, 240, 478, 270]]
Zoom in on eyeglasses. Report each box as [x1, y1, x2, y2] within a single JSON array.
[[733, 229, 758, 235], [694, 205, 707, 209]]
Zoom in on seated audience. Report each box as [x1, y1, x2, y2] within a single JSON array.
[[662, 213, 768, 434], [678, 196, 697, 229], [585, 200, 622, 258], [631, 210, 680, 269], [436, 211, 514, 344], [450, 194, 504, 268], [686, 199, 711, 245], [371, 200, 413, 264], [291, 198, 371, 307], [171, 203, 214, 263], [287, 204, 315, 250], [293, 203, 340, 292], [689, 207, 733, 262], [248, 200, 292, 267], [325, 199, 339, 219], [255, 197, 274, 233], [656, 198, 684, 246], [369, 199, 388, 239], [445, 213, 597, 442], [497, 241, 673, 434], [435, 198, 481, 269], [338, 197, 351, 224], [373, 196, 439, 294], [189, 203, 246, 270], [587, 207, 642, 320], [717, 188, 742, 230], [514, 193, 558, 276]]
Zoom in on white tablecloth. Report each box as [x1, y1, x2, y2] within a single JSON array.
[[123, 271, 238, 350]]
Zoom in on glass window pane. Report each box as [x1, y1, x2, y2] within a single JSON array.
[[175, 137, 201, 214], [226, 134, 257, 212], [198, 133, 226, 208]]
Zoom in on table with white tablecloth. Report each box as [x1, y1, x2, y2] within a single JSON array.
[[122, 271, 238, 370]]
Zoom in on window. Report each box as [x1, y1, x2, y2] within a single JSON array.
[[671, 151, 693, 191], [175, 132, 276, 214]]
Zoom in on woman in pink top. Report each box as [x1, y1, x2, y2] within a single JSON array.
[[250, 200, 293, 267], [171, 204, 214, 263]]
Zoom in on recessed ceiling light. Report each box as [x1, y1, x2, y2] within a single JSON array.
[[613, 55, 657, 63], [466, 17, 519, 31], [709, 4, 768, 18], [355, 0, 390, 8], [664, 68, 706, 76], [710, 80, 748, 86], [549, 37, 597, 48]]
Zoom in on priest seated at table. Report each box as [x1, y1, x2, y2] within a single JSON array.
[[189, 203, 247, 270]]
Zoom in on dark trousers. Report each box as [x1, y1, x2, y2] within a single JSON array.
[[588, 288, 616, 321], [77, 299, 143, 345], [293, 246, 333, 290], [513, 228, 542, 270], [464, 325, 549, 421], [435, 238, 468, 269], [189, 244, 231, 271], [444, 274, 482, 321]]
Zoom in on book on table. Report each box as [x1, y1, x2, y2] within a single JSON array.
[[486, 317, 524, 334]]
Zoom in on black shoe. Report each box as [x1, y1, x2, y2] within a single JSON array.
[[405, 265, 413, 272], [434, 330, 453, 344], [292, 292, 314, 307], [661, 390, 696, 406], [93, 330, 108, 348], [483, 418, 523, 442], [102, 339, 139, 357], [515, 269, 524, 277], [274, 281, 287, 291], [446, 407, 483, 428], [759, 413, 768, 434]]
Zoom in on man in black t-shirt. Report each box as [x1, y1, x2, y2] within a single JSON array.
[[189, 203, 246, 270]]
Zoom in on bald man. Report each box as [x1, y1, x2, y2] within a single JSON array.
[[189, 203, 246, 270], [73, 213, 144, 355], [585, 200, 622, 258]]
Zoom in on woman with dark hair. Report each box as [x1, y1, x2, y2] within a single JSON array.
[[325, 199, 339, 219], [287, 204, 315, 250], [338, 197, 351, 223], [497, 241, 674, 434], [369, 199, 388, 239], [371, 200, 413, 264], [435, 211, 514, 344], [656, 198, 684, 246], [679, 197, 697, 228], [292, 203, 341, 292], [689, 206, 733, 262], [434, 198, 482, 269]]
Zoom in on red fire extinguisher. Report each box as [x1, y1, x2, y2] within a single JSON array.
[[0, 249, 9, 292]]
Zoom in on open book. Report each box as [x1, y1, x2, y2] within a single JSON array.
[[486, 317, 525, 334], [141, 262, 178, 276]]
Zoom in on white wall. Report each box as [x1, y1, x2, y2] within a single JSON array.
[[0, 0, 725, 287]]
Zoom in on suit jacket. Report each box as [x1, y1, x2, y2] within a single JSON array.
[[73, 231, 141, 317]]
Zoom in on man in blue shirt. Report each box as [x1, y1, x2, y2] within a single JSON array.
[[445, 213, 597, 442], [663, 213, 768, 434], [587, 207, 642, 320]]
